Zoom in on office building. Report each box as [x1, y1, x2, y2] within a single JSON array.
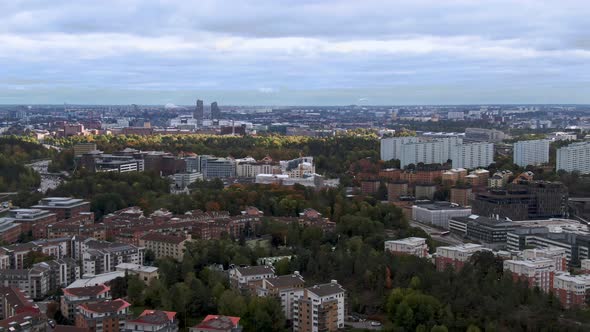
[[0, 209, 57, 239], [513, 139, 550, 167], [199, 156, 236, 179], [557, 142, 590, 174], [465, 128, 507, 143], [449, 215, 518, 245], [471, 181, 568, 220], [76, 299, 131, 332], [173, 172, 203, 189], [293, 281, 345, 332], [412, 202, 471, 229], [194, 100, 204, 124], [0, 219, 21, 244], [74, 143, 98, 157], [450, 142, 494, 169], [125, 310, 178, 332], [384, 237, 429, 258], [31, 198, 90, 220], [380, 137, 420, 161], [210, 102, 220, 119]]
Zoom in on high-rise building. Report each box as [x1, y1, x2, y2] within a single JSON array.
[[194, 99, 204, 124], [556, 142, 590, 174], [210, 101, 220, 119], [293, 281, 345, 332], [380, 136, 420, 161], [450, 142, 494, 169], [513, 139, 550, 167]]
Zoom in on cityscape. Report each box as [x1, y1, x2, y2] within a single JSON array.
[[2, 1, 590, 332]]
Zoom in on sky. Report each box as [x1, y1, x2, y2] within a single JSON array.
[[1, 0, 590, 106]]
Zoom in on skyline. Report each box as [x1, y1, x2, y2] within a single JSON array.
[[1, 0, 590, 105]]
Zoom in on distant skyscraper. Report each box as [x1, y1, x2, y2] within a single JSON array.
[[211, 101, 220, 119], [194, 99, 204, 123]]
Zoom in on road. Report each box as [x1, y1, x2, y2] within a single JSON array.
[[408, 220, 464, 245], [27, 160, 65, 193]]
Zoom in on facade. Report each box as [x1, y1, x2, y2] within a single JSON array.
[[31, 198, 90, 220], [412, 202, 471, 229], [75, 299, 131, 332], [1, 209, 57, 239], [210, 102, 220, 119], [380, 136, 420, 161], [0, 265, 51, 299], [194, 100, 204, 124], [139, 233, 190, 261], [115, 264, 159, 284], [173, 172, 203, 189], [190, 315, 240, 332], [450, 187, 472, 207], [435, 243, 486, 271], [399, 137, 461, 168], [414, 184, 436, 200], [61, 284, 111, 321], [74, 143, 98, 157], [79, 239, 144, 276], [488, 170, 513, 188], [503, 258, 556, 292], [229, 266, 276, 291], [0, 286, 40, 320], [513, 139, 550, 167], [0, 219, 21, 244], [384, 237, 429, 258], [465, 128, 507, 143], [387, 182, 409, 201], [553, 273, 590, 308], [199, 157, 236, 179], [557, 142, 590, 174], [124, 310, 178, 332], [450, 142, 494, 169], [257, 273, 305, 320], [293, 281, 346, 332]]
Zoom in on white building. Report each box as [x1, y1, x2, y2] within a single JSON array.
[[380, 136, 420, 161], [399, 137, 462, 168], [513, 139, 550, 167], [229, 265, 276, 290], [503, 258, 557, 292], [557, 142, 590, 174], [173, 172, 203, 188], [412, 202, 472, 229], [450, 142, 494, 169], [384, 237, 429, 258]]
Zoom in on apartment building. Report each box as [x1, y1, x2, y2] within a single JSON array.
[[76, 299, 131, 332], [557, 142, 590, 174], [32, 198, 91, 220], [61, 284, 111, 320], [384, 237, 429, 258], [229, 266, 276, 291], [0, 286, 40, 320], [553, 273, 590, 308], [79, 239, 144, 276], [513, 139, 550, 167], [464, 128, 507, 143], [0, 219, 21, 244], [124, 310, 178, 332], [450, 142, 494, 169], [503, 258, 556, 292], [292, 281, 346, 332], [139, 233, 190, 261], [115, 264, 159, 284], [435, 243, 487, 271], [0, 264, 51, 299], [380, 136, 420, 161], [257, 273, 305, 320]]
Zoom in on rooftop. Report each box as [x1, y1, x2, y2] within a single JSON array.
[[308, 281, 345, 297], [235, 265, 275, 276], [128, 310, 176, 325], [193, 315, 240, 331], [79, 299, 130, 314], [115, 263, 158, 273], [63, 284, 110, 297], [264, 274, 304, 288], [385, 237, 427, 246], [141, 233, 187, 244]]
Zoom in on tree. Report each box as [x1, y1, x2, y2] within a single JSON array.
[[127, 275, 145, 305], [218, 290, 247, 317], [110, 277, 127, 299], [431, 325, 448, 332]]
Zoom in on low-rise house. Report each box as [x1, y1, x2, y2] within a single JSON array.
[[124, 310, 178, 332]]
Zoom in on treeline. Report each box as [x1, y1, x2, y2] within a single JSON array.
[[0, 136, 51, 192], [44, 133, 379, 177]]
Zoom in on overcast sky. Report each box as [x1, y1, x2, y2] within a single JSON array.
[[1, 0, 589, 105]]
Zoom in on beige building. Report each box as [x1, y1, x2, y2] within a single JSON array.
[[293, 281, 346, 332], [139, 233, 191, 261], [115, 263, 159, 284]]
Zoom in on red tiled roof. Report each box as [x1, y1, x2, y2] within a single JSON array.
[[63, 284, 110, 297], [141, 232, 187, 244], [128, 310, 176, 325], [78, 299, 130, 314], [194, 315, 240, 330]]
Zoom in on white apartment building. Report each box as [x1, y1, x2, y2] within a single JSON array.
[[557, 142, 590, 174], [553, 273, 590, 308], [513, 139, 550, 167], [399, 137, 462, 168], [503, 258, 556, 292], [450, 142, 494, 169], [380, 136, 420, 161], [384, 237, 429, 258]]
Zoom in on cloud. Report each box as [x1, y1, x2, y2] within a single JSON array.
[[0, 0, 589, 104]]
